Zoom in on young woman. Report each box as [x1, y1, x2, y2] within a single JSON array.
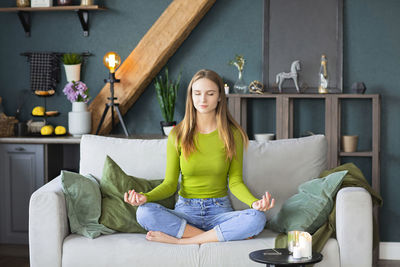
[[124, 69, 274, 244]]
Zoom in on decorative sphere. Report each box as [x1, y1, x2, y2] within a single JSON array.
[[103, 52, 121, 73], [248, 80, 264, 94]]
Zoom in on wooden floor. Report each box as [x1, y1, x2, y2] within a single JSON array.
[[0, 244, 399, 267], [0, 244, 29, 267]]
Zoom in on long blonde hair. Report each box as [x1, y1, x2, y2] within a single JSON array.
[[172, 69, 248, 161]]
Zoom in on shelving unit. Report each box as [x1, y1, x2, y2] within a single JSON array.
[[0, 5, 106, 37], [227, 93, 381, 196]]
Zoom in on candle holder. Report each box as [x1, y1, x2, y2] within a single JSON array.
[[288, 230, 312, 258]]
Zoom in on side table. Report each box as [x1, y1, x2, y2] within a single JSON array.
[[249, 248, 323, 267]]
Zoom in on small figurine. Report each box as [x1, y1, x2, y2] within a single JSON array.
[[248, 80, 265, 94], [318, 54, 328, 94], [276, 60, 301, 93], [351, 82, 366, 94]]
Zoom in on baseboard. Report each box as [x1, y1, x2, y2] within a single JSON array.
[[380, 242, 400, 260]]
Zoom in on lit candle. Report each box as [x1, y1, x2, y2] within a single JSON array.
[[299, 232, 312, 258], [292, 246, 302, 259], [224, 83, 230, 94]]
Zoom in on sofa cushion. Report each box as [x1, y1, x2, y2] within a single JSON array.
[[80, 135, 168, 181], [199, 229, 278, 267], [267, 170, 348, 233], [99, 156, 176, 233], [61, 170, 115, 238], [62, 233, 200, 267], [230, 135, 328, 220]]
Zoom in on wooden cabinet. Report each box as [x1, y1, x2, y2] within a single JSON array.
[[227, 93, 380, 195], [0, 144, 44, 244]]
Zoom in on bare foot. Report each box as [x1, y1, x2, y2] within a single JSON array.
[[146, 231, 180, 244]]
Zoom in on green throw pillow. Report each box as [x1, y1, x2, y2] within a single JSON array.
[[267, 170, 348, 234], [61, 170, 115, 239], [99, 155, 176, 233]]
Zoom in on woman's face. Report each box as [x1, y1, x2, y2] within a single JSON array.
[[191, 78, 220, 115]]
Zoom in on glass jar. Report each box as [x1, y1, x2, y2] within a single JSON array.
[[16, 0, 30, 7]]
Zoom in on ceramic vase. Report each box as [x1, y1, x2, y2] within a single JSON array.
[[68, 102, 91, 137], [341, 135, 359, 152], [64, 63, 81, 82]]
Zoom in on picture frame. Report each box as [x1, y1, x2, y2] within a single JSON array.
[[263, 0, 343, 93]]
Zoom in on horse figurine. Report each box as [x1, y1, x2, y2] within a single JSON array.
[[275, 60, 301, 93]]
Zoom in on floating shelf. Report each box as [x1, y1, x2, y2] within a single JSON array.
[[0, 5, 106, 37]]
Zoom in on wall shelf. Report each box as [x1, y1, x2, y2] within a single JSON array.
[[339, 151, 373, 157], [0, 5, 106, 37]]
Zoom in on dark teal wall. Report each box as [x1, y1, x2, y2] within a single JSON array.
[[0, 0, 398, 242]]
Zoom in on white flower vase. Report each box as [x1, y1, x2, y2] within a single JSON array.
[[68, 102, 91, 137], [64, 63, 81, 82]]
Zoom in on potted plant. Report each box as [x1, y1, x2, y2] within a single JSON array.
[[155, 67, 181, 136], [62, 53, 83, 82]]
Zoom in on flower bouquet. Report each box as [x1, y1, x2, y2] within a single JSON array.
[[63, 81, 90, 103], [63, 81, 91, 136]]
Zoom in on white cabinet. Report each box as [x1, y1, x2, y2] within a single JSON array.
[[0, 144, 44, 244]]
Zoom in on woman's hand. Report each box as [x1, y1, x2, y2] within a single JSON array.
[[124, 189, 147, 206], [252, 191, 275, 211]]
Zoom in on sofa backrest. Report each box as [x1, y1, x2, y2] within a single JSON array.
[[80, 135, 169, 181], [80, 134, 327, 219]]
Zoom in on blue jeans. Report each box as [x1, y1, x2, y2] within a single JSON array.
[[136, 196, 266, 241]]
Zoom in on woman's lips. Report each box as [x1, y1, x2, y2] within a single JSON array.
[[200, 105, 208, 109]]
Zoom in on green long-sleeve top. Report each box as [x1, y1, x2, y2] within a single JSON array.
[[143, 127, 258, 208]]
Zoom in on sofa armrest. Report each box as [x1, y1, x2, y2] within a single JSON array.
[[29, 175, 69, 267], [336, 187, 373, 267]]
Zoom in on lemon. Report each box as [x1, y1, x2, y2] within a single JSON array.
[[55, 126, 66, 135], [32, 106, 45, 116], [40, 125, 54, 136]]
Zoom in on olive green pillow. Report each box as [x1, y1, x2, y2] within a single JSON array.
[[61, 170, 115, 239], [267, 170, 348, 234], [99, 155, 176, 233]]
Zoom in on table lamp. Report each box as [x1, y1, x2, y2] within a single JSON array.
[[95, 52, 129, 136]]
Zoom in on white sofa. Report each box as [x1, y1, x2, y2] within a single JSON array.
[[29, 134, 373, 267]]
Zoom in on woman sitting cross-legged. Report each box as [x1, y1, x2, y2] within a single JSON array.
[[124, 69, 275, 245]]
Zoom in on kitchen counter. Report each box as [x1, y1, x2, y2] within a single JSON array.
[[0, 136, 81, 144], [0, 134, 166, 144]]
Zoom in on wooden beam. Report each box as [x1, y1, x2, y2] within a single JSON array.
[[89, 0, 216, 134]]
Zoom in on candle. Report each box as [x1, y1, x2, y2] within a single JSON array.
[[292, 246, 302, 259], [224, 84, 230, 94], [299, 232, 312, 258]]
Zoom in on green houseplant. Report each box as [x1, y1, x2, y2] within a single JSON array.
[[62, 53, 83, 82], [155, 67, 181, 136]]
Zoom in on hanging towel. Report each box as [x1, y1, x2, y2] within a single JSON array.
[[28, 52, 60, 92]]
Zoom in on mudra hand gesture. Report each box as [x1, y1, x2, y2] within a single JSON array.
[[124, 189, 147, 206], [252, 192, 275, 211]]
